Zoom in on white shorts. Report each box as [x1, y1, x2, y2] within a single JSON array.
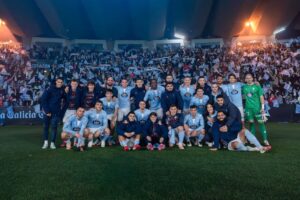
[[63, 109, 76, 123], [238, 106, 244, 121], [88, 128, 105, 135], [228, 135, 243, 151], [107, 114, 113, 121], [118, 108, 130, 121]]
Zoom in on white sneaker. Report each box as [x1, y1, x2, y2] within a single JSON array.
[[88, 141, 93, 148], [50, 142, 56, 149], [187, 142, 192, 147], [198, 143, 203, 147], [206, 142, 213, 147], [178, 143, 185, 150], [101, 140, 106, 148], [42, 141, 48, 149], [246, 146, 259, 151]]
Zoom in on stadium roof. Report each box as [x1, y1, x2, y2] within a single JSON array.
[[0, 0, 299, 40]]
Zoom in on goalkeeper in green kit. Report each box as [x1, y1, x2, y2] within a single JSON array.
[[242, 73, 270, 146]]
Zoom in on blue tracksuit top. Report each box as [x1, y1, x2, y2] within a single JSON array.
[[41, 85, 66, 115]]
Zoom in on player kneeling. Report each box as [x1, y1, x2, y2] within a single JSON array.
[[61, 107, 88, 152], [117, 112, 141, 151], [184, 105, 205, 147], [228, 128, 271, 153], [163, 105, 185, 150], [144, 112, 166, 151], [84, 101, 110, 148]]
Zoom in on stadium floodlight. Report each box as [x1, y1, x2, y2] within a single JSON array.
[[174, 33, 185, 39], [273, 27, 286, 35], [0, 19, 5, 26]]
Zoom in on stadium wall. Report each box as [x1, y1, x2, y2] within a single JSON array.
[[1, 105, 299, 125]]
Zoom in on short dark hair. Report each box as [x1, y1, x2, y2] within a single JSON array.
[[216, 95, 224, 99], [169, 104, 177, 109], [245, 72, 254, 78], [190, 105, 197, 109], [149, 112, 157, 117], [87, 81, 95, 86], [228, 73, 236, 79], [95, 100, 103, 105], [106, 89, 113, 94], [217, 110, 227, 116], [166, 82, 174, 86]]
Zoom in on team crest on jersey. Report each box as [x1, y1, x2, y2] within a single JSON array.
[[140, 120, 146, 124], [106, 107, 114, 113], [231, 89, 238, 95], [72, 127, 80, 131], [184, 92, 191, 97], [92, 120, 101, 125], [198, 105, 204, 109], [190, 125, 197, 129], [121, 92, 128, 97]]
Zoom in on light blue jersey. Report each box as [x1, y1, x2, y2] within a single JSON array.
[[190, 95, 209, 114], [63, 115, 88, 136], [179, 85, 195, 110], [226, 82, 243, 108], [144, 85, 165, 110], [134, 109, 151, 124], [85, 109, 108, 130], [116, 86, 133, 109], [100, 97, 119, 116], [220, 84, 228, 94], [184, 113, 204, 131]]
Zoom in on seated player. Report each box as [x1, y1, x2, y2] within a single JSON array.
[[143, 112, 166, 151], [210, 110, 242, 151], [203, 104, 217, 147], [228, 128, 271, 153], [134, 100, 151, 141], [116, 112, 141, 151], [163, 104, 185, 150], [61, 107, 88, 152], [84, 101, 110, 148], [184, 105, 205, 147]]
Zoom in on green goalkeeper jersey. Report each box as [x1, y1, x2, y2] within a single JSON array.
[[242, 84, 263, 110]]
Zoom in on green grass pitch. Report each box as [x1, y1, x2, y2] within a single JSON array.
[[0, 123, 299, 200]]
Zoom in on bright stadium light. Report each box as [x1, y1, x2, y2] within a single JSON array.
[[0, 19, 5, 26], [174, 33, 185, 39], [273, 27, 286, 35]]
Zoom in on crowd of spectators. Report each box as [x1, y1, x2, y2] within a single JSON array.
[[0, 38, 299, 113]]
